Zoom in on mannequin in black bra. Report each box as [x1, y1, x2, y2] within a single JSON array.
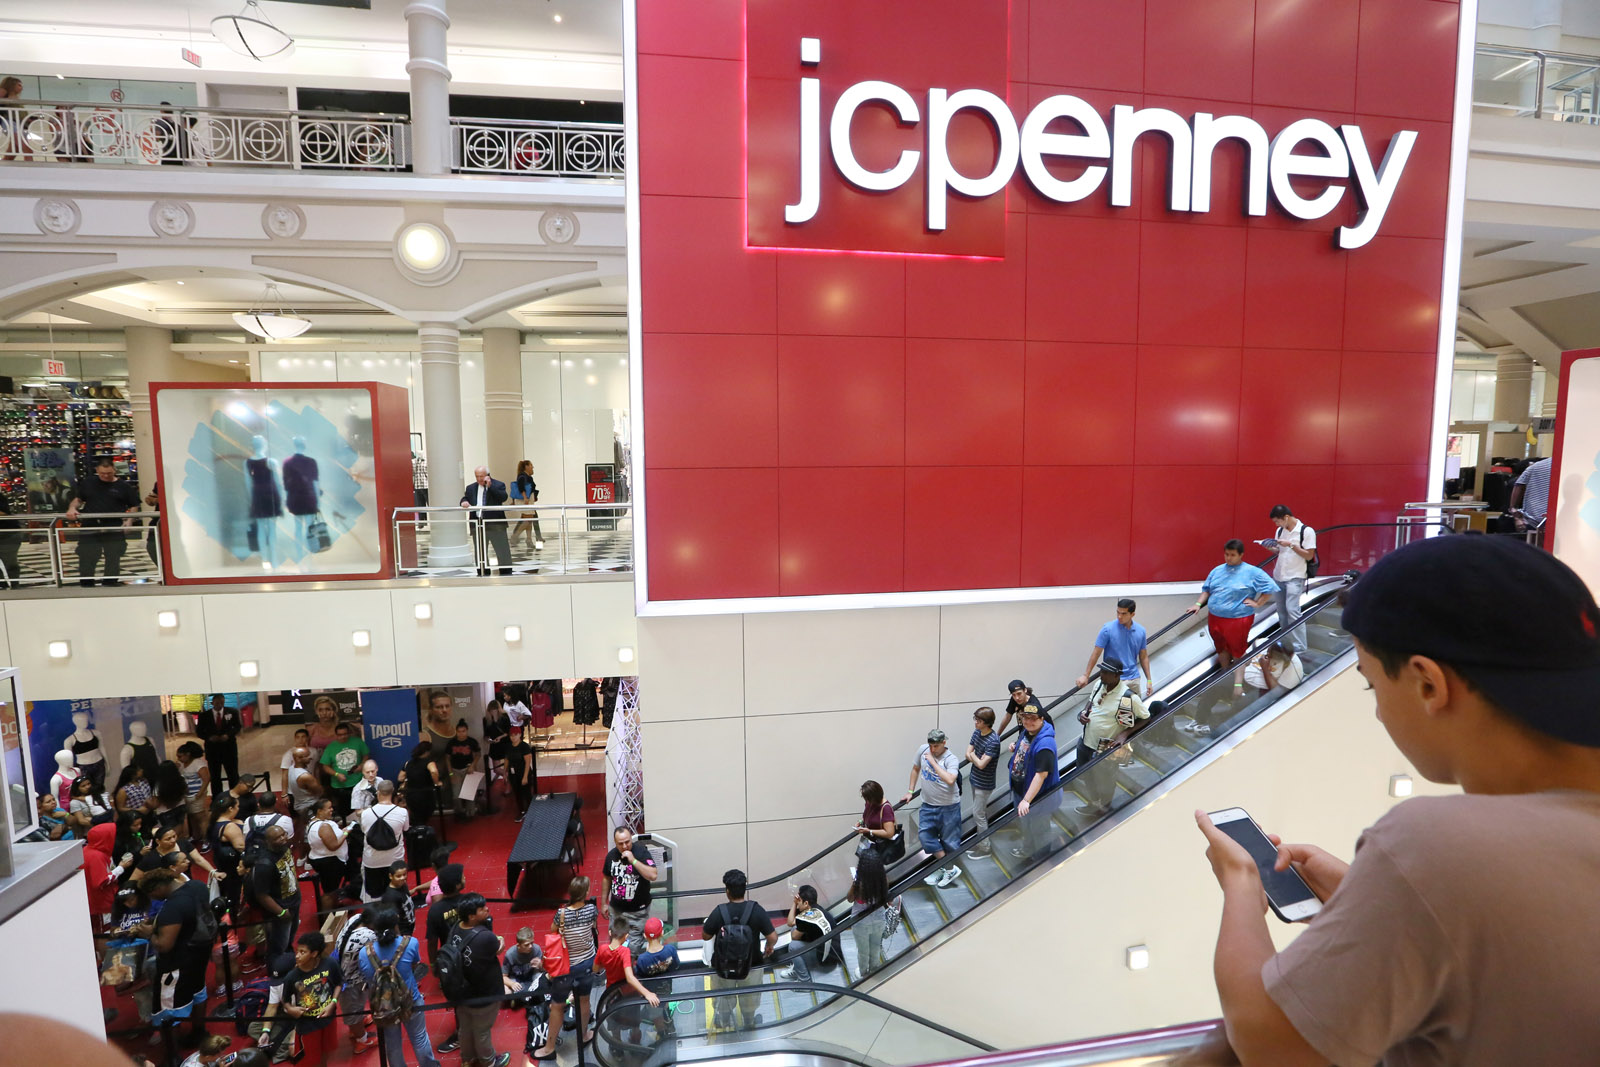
[[69, 710, 107, 790]]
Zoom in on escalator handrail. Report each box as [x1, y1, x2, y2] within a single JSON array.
[[916, 1020, 1224, 1067], [589, 978, 999, 1063], [656, 600, 1210, 903], [658, 520, 1447, 905]]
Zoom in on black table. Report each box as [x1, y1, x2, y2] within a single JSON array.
[[506, 791, 578, 908]]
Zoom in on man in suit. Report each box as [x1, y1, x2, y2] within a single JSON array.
[[194, 693, 242, 797], [460, 466, 513, 576]]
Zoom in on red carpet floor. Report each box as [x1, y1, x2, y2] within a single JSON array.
[[105, 771, 612, 1067]]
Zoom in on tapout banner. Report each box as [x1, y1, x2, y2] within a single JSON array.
[[359, 688, 418, 783]]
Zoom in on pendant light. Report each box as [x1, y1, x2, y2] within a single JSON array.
[[232, 283, 312, 341], [212, 0, 295, 61]]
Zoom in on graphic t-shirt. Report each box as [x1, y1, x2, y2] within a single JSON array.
[[252, 849, 299, 910], [604, 847, 655, 912], [320, 738, 369, 787], [634, 944, 679, 979], [914, 744, 961, 806], [282, 961, 341, 1032], [446, 736, 480, 770], [381, 884, 417, 929]]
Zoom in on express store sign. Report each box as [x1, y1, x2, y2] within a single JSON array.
[[778, 37, 1414, 249]]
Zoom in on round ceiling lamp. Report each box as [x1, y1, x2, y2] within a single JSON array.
[[212, 0, 295, 61], [232, 283, 312, 341], [398, 223, 449, 272]]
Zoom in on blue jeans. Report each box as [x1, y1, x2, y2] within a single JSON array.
[[1275, 578, 1307, 653], [381, 1010, 441, 1067], [918, 802, 962, 857]]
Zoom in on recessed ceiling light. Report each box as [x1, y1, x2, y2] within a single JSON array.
[[176, 280, 185, 286], [553, 12, 562, 21], [1126, 945, 1150, 971], [157, 610, 179, 629], [239, 659, 259, 679], [48, 640, 71, 659], [618, 646, 634, 664], [352, 629, 371, 648], [1389, 774, 1414, 798], [414, 602, 433, 621], [504, 625, 522, 644]]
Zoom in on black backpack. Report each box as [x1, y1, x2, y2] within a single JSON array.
[[434, 926, 474, 1002], [365, 806, 400, 852], [241, 813, 290, 898], [711, 901, 758, 980], [1300, 526, 1320, 579], [190, 891, 220, 945]]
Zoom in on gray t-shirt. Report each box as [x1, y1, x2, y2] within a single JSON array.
[[914, 745, 960, 807], [1263, 791, 1600, 1066]]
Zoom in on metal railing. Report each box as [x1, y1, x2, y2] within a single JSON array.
[[392, 502, 632, 578], [1474, 43, 1600, 124], [0, 511, 163, 588], [0, 100, 408, 169], [449, 116, 624, 178], [0, 100, 626, 177]]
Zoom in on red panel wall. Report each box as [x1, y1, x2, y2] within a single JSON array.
[[635, 0, 1460, 604]]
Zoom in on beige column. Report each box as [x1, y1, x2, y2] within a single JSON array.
[[419, 322, 472, 565], [1492, 353, 1534, 458], [125, 326, 184, 499], [404, 0, 452, 176], [482, 327, 523, 484]]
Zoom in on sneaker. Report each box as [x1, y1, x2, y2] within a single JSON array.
[[492, 1055, 512, 1067], [438, 1037, 461, 1053], [1075, 803, 1111, 818], [937, 865, 962, 887], [750, 1014, 763, 1026], [1190, 722, 1212, 736], [1010, 846, 1029, 858], [923, 868, 944, 886], [353, 1033, 378, 1054], [965, 846, 991, 859], [777, 966, 800, 981]]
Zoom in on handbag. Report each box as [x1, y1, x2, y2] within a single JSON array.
[[875, 826, 907, 864], [881, 895, 904, 940], [306, 513, 332, 553]]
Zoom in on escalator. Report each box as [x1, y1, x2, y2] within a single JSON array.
[[596, 522, 1445, 1066]]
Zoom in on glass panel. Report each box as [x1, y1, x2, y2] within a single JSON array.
[[0, 674, 29, 840]]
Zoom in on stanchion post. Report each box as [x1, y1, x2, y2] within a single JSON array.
[[215, 932, 238, 1018]]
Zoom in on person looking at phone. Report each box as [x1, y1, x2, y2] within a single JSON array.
[[1189, 534, 1600, 1066], [1258, 505, 1316, 656], [854, 780, 898, 857]]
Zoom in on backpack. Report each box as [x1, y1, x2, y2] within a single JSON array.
[[365, 806, 399, 852], [241, 813, 290, 901], [191, 892, 220, 946], [881, 895, 904, 940], [365, 939, 415, 1025], [434, 927, 474, 1002], [231, 975, 277, 1036], [710, 901, 758, 980], [1300, 525, 1320, 579]]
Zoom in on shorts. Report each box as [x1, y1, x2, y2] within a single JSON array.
[[917, 801, 963, 857], [1207, 613, 1253, 659], [186, 794, 207, 815], [557, 956, 594, 1002]]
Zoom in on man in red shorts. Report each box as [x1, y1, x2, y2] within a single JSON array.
[[1184, 539, 1278, 734]]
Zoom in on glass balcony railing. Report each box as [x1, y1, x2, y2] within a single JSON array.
[[1474, 43, 1600, 125]]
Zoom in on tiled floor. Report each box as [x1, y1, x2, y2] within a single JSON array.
[[104, 769, 615, 1067]]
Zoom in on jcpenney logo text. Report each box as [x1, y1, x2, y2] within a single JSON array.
[[783, 39, 1417, 250]]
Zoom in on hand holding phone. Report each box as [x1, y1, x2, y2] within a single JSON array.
[[1203, 808, 1323, 922]]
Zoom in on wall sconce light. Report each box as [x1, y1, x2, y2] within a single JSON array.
[[239, 660, 260, 679], [48, 640, 71, 659], [1389, 774, 1414, 798], [618, 646, 634, 664], [504, 625, 522, 644], [157, 610, 179, 629], [1125, 945, 1150, 971], [414, 603, 433, 621], [352, 630, 371, 649]]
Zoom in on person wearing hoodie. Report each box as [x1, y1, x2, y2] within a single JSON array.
[[1008, 700, 1060, 860], [83, 822, 136, 932]]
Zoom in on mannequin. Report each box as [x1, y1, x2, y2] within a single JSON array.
[[281, 435, 322, 548], [122, 721, 161, 782], [245, 434, 282, 567], [69, 710, 106, 789], [50, 750, 79, 809]]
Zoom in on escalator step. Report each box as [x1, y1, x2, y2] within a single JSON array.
[[1113, 758, 1162, 793], [1133, 739, 1190, 774], [899, 884, 950, 939], [958, 848, 1015, 898]]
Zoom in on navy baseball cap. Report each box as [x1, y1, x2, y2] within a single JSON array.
[[1008, 679, 1028, 692], [1342, 534, 1600, 747]]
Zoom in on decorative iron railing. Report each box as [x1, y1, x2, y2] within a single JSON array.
[[448, 116, 624, 177]]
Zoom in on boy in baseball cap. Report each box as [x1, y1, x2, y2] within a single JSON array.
[[1193, 534, 1600, 1064]]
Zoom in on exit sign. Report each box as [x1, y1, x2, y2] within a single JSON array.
[[43, 358, 67, 376], [181, 47, 202, 67]]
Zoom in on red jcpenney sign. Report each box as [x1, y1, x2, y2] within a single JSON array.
[[779, 37, 1414, 250]]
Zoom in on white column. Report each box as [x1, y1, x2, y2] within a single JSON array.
[[419, 322, 472, 565], [404, 0, 452, 177], [481, 327, 523, 484], [1492, 352, 1534, 458], [125, 326, 180, 499]]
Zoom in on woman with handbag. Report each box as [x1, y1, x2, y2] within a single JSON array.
[[853, 780, 900, 860]]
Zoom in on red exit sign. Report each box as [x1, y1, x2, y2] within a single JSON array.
[[181, 47, 202, 68], [43, 358, 67, 376]]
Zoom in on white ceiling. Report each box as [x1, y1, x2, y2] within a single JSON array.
[[5, 0, 622, 58]]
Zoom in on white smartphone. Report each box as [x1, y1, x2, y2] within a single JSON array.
[[1208, 807, 1323, 922]]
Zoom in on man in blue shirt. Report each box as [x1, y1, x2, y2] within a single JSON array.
[[1188, 538, 1278, 668], [1076, 598, 1153, 696]]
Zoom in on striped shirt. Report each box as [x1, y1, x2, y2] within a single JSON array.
[[180, 759, 206, 798], [968, 729, 1002, 791], [1514, 458, 1551, 522], [557, 901, 599, 964]]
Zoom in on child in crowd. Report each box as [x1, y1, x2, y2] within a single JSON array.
[[178, 1033, 233, 1067], [36, 793, 73, 840], [594, 931, 660, 1049], [502, 927, 556, 1061], [279, 932, 342, 1067], [631, 917, 679, 1042]]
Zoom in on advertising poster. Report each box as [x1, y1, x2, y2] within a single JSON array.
[[24, 448, 75, 514], [359, 688, 418, 783], [155, 386, 381, 579], [25, 698, 75, 799]]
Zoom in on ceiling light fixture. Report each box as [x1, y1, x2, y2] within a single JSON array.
[[618, 646, 635, 664], [1125, 945, 1150, 971], [232, 283, 312, 341], [48, 640, 71, 660], [239, 659, 260, 679], [504, 625, 522, 644], [157, 610, 179, 629], [414, 602, 433, 621], [212, 0, 295, 61], [352, 629, 372, 649], [1389, 774, 1414, 798]]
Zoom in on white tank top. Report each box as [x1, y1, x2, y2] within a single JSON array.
[[287, 763, 318, 806], [307, 817, 348, 861]]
